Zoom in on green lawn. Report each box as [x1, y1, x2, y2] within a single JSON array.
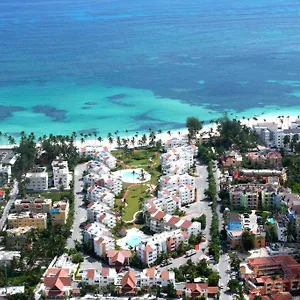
[[122, 184, 149, 222]]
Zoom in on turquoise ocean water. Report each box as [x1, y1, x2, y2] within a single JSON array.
[[1, 0, 300, 137]]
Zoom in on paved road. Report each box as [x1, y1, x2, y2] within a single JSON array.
[[0, 181, 19, 231], [67, 164, 87, 249]]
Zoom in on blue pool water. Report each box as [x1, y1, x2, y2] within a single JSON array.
[[126, 236, 142, 248], [267, 218, 275, 224], [121, 169, 143, 181]]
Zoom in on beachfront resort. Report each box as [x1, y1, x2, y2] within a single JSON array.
[[2, 115, 300, 299]]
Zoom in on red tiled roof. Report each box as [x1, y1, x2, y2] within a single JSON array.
[[147, 207, 157, 214], [87, 269, 95, 280], [121, 271, 136, 288], [96, 237, 104, 244], [107, 250, 131, 264], [160, 271, 169, 280], [153, 210, 166, 220], [0, 190, 5, 196], [181, 220, 193, 229], [101, 268, 110, 277], [185, 283, 208, 293], [207, 287, 220, 294], [44, 268, 72, 291], [87, 202, 94, 208], [168, 216, 180, 225], [146, 268, 156, 278]]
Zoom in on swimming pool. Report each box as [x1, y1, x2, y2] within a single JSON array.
[[113, 168, 151, 183], [126, 236, 142, 248]]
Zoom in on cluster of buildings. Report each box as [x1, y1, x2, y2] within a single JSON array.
[[253, 119, 300, 149], [5, 196, 69, 250], [25, 157, 71, 191], [241, 255, 300, 299], [0, 149, 18, 186]]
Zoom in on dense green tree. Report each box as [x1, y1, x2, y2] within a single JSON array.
[[186, 117, 203, 139], [241, 230, 255, 251]]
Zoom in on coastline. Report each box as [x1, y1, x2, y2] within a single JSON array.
[[1, 113, 299, 151]]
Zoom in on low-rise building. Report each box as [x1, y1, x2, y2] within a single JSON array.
[[0, 164, 11, 186], [52, 157, 71, 190], [14, 196, 52, 214], [7, 212, 47, 230], [43, 268, 72, 299], [0, 250, 21, 267], [5, 226, 36, 250], [25, 166, 48, 191], [50, 199, 69, 226], [86, 161, 110, 177], [106, 250, 131, 272], [222, 150, 243, 169], [93, 235, 115, 257]]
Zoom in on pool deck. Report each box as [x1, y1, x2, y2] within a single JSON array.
[[116, 228, 148, 249]]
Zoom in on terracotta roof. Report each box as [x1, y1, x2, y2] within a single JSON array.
[[101, 268, 110, 277], [87, 202, 94, 209], [96, 237, 104, 244], [146, 268, 156, 278], [185, 283, 208, 293], [87, 269, 95, 280], [121, 271, 136, 288], [181, 220, 193, 229], [0, 190, 5, 196], [44, 268, 72, 291], [207, 286, 220, 294], [160, 271, 169, 280], [147, 207, 157, 214], [153, 210, 166, 220], [168, 216, 180, 225], [107, 250, 131, 264]]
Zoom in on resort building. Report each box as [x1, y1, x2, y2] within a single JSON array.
[[5, 226, 36, 250], [95, 174, 123, 195], [106, 250, 131, 272], [0, 164, 11, 186], [87, 185, 115, 207], [14, 196, 52, 214], [25, 166, 49, 191], [226, 212, 266, 249], [163, 136, 189, 150], [240, 255, 300, 296], [160, 173, 195, 191], [93, 235, 115, 258], [50, 198, 69, 225], [233, 168, 287, 185], [81, 268, 118, 286], [247, 151, 282, 168], [136, 229, 188, 265], [229, 184, 285, 210], [7, 212, 47, 230], [275, 216, 288, 242], [184, 283, 219, 299], [221, 150, 243, 169], [43, 268, 72, 299], [51, 157, 71, 190], [178, 184, 195, 205], [94, 150, 117, 169], [0, 149, 18, 186], [87, 202, 112, 220], [86, 160, 110, 177]]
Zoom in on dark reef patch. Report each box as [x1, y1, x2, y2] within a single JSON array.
[[106, 94, 134, 107], [32, 105, 67, 122], [107, 94, 127, 100], [0, 105, 26, 120], [84, 102, 98, 105], [78, 128, 99, 135], [81, 106, 91, 110]]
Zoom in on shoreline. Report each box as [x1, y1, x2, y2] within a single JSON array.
[[1, 113, 300, 151]]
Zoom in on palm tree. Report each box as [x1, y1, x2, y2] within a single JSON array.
[[132, 170, 136, 183]]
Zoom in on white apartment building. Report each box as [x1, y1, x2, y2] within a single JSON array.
[[160, 173, 195, 191], [178, 184, 195, 205], [87, 186, 115, 207], [86, 161, 110, 177], [140, 269, 176, 288], [148, 196, 179, 215], [0, 164, 11, 186], [83, 173, 101, 187], [87, 202, 112, 222], [93, 235, 115, 257], [82, 268, 118, 286], [94, 150, 117, 170], [136, 229, 187, 265], [275, 219, 287, 242], [96, 174, 123, 195], [25, 167, 48, 191], [51, 158, 70, 189], [163, 136, 189, 150], [95, 212, 116, 228]]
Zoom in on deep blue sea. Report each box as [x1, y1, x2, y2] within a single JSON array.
[[1, 0, 300, 137]]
